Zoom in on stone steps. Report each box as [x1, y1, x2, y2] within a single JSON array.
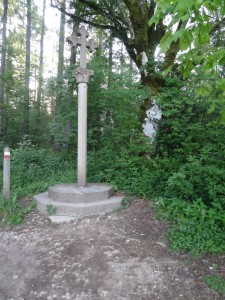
[[48, 183, 114, 203], [34, 183, 124, 222]]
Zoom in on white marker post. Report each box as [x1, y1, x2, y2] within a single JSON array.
[[3, 147, 10, 200], [67, 26, 97, 187]]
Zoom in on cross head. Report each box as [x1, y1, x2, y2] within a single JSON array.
[[67, 26, 97, 68]]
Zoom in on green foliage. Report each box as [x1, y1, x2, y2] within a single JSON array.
[[0, 133, 77, 224], [149, 0, 225, 119], [154, 197, 225, 256], [87, 77, 225, 253], [148, 76, 225, 256], [3, 143, 75, 198], [0, 141, 74, 224], [165, 156, 225, 205], [1, 0, 50, 147], [46, 204, 57, 216], [150, 0, 225, 72], [203, 274, 225, 295], [87, 51, 147, 153], [154, 76, 225, 158], [116, 196, 134, 211], [0, 195, 35, 225], [85, 69, 225, 257]]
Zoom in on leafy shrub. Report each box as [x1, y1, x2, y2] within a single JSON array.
[[154, 197, 225, 256], [0, 143, 76, 224], [165, 156, 225, 205], [147, 75, 225, 255], [203, 274, 225, 295], [0, 196, 35, 225], [10, 147, 75, 197], [88, 146, 178, 200]]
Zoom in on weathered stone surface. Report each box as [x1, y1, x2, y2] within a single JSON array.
[[49, 215, 77, 224], [67, 25, 97, 69], [34, 191, 123, 218], [67, 26, 97, 187], [48, 183, 114, 203], [75, 67, 94, 83]]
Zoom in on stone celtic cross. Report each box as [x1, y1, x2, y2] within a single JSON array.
[[67, 26, 97, 187], [67, 26, 97, 68]]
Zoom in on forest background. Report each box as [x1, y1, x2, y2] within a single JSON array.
[[0, 0, 225, 263]]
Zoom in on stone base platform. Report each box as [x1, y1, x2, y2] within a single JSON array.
[[34, 183, 124, 223]]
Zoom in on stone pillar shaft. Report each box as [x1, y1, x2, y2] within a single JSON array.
[[77, 82, 87, 187], [67, 27, 97, 188], [75, 68, 94, 187]]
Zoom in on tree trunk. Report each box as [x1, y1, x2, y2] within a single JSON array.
[[104, 30, 113, 130], [53, 0, 65, 152], [35, 0, 46, 144], [62, 20, 78, 152], [0, 0, 8, 141], [22, 0, 32, 136], [108, 30, 113, 87], [51, 0, 181, 124]]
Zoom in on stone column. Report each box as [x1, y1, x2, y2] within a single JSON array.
[[67, 26, 97, 187], [75, 67, 94, 187]]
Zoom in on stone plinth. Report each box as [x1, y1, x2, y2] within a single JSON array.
[[48, 183, 114, 203], [34, 183, 123, 222]]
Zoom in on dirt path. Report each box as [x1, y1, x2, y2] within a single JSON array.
[[0, 199, 224, 300]]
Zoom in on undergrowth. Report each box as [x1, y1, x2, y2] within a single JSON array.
[[0, 76, 225, 259], [0, 195, 35, 225], [153, 197, 225, 256], [116, 196, 134, 211], [203, 274, 225, 295], [0, 144, 75, 225]]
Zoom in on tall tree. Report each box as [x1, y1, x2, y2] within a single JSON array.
[[108, 30, 113, 87], [50, 1, 167, 92], [35, 0, 46, 143], [63, 19, 79, 151], [0, 0, 8, 140], [50, 0, 225, 121], [22, 0, 32, 135], [53, 0, 66, 151]]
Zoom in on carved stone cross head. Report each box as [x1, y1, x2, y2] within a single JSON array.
[[67, 26, 97, 68]]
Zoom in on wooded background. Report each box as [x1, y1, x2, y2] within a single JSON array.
[[0, 0, 225, 257]]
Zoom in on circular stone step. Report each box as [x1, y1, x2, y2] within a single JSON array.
[[48, 183, 114, 203], [34, 191, 123, 218]]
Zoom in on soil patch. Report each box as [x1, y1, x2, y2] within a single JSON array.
[[0, 199, 224, 299]]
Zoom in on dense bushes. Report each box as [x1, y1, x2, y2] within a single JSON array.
[[88, 75, 225, 256], [1, 74, 225, 256], [10, 146, 75, 197], [0, 144, 75, 224], [149, 77, 225, 255]]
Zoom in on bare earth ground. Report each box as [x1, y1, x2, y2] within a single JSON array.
[[0, 198, 224, 300]]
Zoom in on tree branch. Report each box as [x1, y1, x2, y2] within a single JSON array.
[[162, 20, 184, 71], [50, 0, 115, 30], [115, 0, 134, 38], [113, 29, 137, 66], [77, 0, 125, 30]]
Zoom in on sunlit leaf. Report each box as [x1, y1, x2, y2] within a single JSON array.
[[207, 103, 216, 114]]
